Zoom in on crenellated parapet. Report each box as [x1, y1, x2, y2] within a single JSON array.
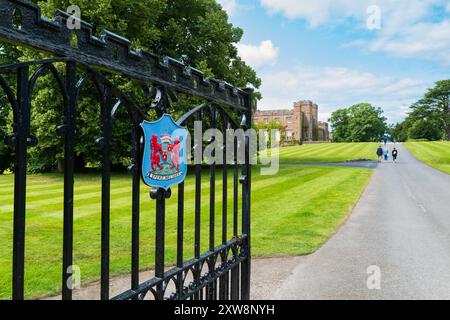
[[0, 0, 249, 109]]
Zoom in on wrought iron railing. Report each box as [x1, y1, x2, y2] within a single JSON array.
[[0, 0, 252, 300]]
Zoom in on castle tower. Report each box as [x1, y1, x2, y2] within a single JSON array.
[[318, 121, 329, 141], [293, 100, 318, 141]]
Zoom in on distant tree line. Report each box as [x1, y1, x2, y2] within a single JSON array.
[[0, 0, 261, 174], [329, 103, 387, 142], [391, 80, 450, 142]]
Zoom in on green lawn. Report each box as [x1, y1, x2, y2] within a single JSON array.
[[278, 142, 379, 163], [405, 141, 450, 174], [0, 163, 373, 299]]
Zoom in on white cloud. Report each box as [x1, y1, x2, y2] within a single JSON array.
[[260, 0, 441, 26], [236, 40, 279, 68], [217, 0, 237, 16], [260, 0, 370, 26], [258, 64, 432, 123], [367, 19, 450, 65], [260, 0, 450, 65]]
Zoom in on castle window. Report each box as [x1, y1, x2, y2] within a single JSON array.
[[275, 117, 280, 123], [264, 118, 269, 124], [286, 117, 292, 123]]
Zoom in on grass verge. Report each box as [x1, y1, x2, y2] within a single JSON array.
[[278, 142, 379, 163], [404, 141, 450, 174]]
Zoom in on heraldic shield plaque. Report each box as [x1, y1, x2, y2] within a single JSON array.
[[140, 115, 189, 190]]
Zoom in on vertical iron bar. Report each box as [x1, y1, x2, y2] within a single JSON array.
[[240, 89, 253, 300], [177, 182, 184, 297], [12, 66, 30, 300], [131, 123, 140, 296], [240, 135, 250, 300], [208, 106, 216, 300], [194, 164, 201, 257], [62, 62, 77, 300], [219, 114, 228, 300], [209, 106, 216, 252], [230, 264, 240, 300], [230, 135, 239, 300], [100, 84, 113, 300], [177, 182, 184, 268], [219, 274, 226, 300], [233, 136, 238, 236], [225, 270, 229, 300], [228, 270, 232, 300], [153, 188, 166, 300], [194, 112, 202, 300], [222, 115, 228, 244]]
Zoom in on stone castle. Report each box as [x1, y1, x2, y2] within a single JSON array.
[[253, 100, 330, 143]]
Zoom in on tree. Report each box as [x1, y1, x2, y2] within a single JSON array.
[[420, 80, 450, 140], [393, 80, 450, 142], [0, 94, 14, 173], [152, 0, 260, 90], [329, 103, 387, 142], [408, 119, 442, 141], [36, 0, 260, 91], [0, 0, 261, 173], [254, 120, 285, 147], [0, 44, 20, 173], [390, 121, 410, 142], [328, 108, 350, 142]]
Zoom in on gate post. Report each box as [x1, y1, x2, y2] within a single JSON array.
[[62, 61, 77, 300], [12, 66, 30, 300], [240, 88, 253, 300]]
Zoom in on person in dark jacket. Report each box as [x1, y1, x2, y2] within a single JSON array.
[[376, 146, 383, 162], [392, 148, 398, 163]]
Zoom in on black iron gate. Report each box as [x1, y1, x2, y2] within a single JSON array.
[[0, 0, 252, 300]]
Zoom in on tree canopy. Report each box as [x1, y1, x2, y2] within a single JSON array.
[[391, 80, 450, 142], [0, 45, 19, 173], [0, 0, 261, 173], [37, 0, 260, 89], [254, 119, 285, 146], [329, 103, 387, 142]]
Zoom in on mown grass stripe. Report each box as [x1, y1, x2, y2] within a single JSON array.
[[405, 142, 450, 174], [279, 143, 378, 163], [279, 143, 334, 157], [0, 143, 375, 299]]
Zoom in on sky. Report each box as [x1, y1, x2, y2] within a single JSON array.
[[217, 0, 450, 123]]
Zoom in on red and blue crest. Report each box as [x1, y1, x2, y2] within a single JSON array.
[[140, 115, 189, 190]]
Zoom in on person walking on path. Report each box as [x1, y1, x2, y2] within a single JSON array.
[[377, 146, 383, 162], [384, 147, 389, 161], [392, 148, 398, 163]]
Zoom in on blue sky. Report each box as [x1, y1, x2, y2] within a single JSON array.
[[218, 0, 450, 123]]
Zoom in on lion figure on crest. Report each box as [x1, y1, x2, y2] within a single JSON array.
[[150, 135, 165, 171]]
